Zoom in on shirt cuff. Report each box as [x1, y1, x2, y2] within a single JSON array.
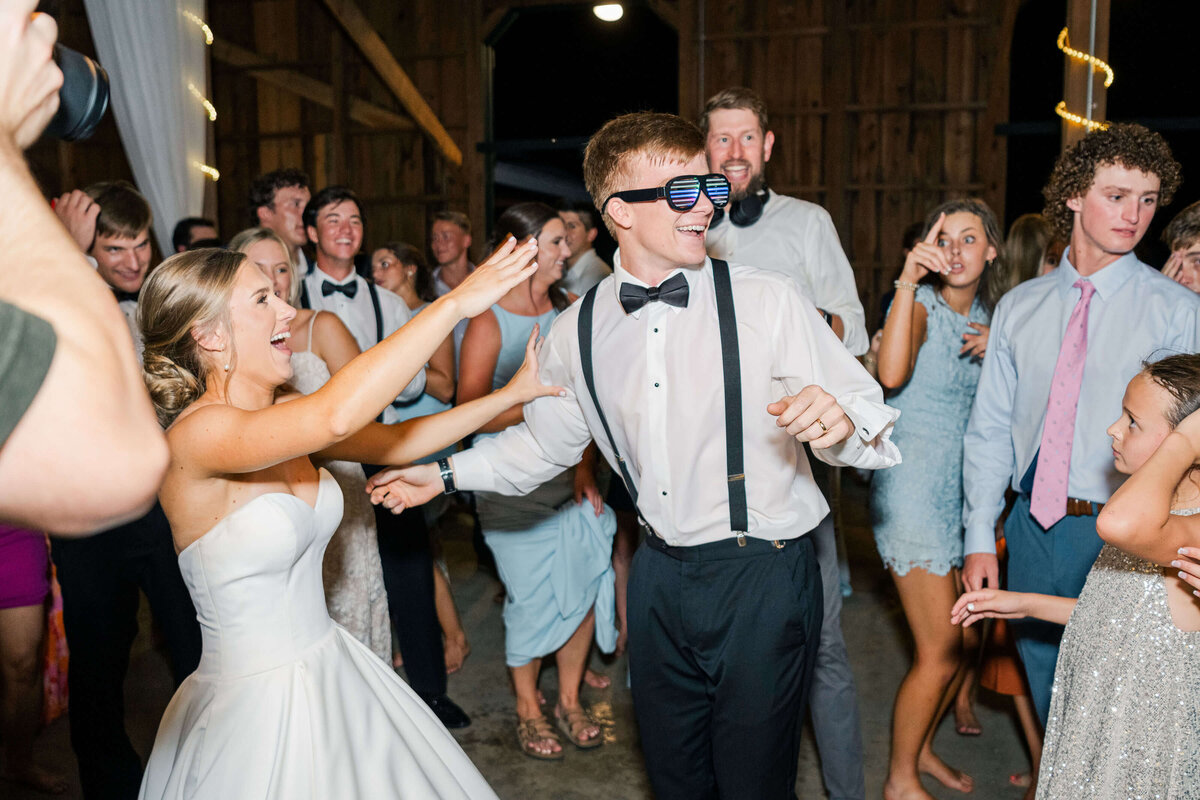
[[818, 395, 902, 468], [963, 524, 998, 556], [449, 450, 496, 493]]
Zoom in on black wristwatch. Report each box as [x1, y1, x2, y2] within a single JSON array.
[[437, 458, 457, 494]]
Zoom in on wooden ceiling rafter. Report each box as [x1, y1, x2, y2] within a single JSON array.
[[211, 39, 414, 131], [317, 0, 464, 167]]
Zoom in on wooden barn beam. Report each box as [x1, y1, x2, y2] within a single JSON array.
[[211, 40, 413, 131], [318, 0, 464, 167]]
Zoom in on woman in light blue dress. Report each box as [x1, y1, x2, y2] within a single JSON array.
[[458, 203, 616, 761], [871, 198, 1007, 800]]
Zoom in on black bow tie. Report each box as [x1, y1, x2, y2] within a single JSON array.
[[618, 272, 689, 314], [322, 280, 358, 299]]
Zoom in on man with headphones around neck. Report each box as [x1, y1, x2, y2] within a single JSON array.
[[703, 87, 868, 800]]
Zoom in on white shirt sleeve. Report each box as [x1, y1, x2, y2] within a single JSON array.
[[451, 319, 593, 495], [772, 281, 900, 469], [801, 205, 870, 356]]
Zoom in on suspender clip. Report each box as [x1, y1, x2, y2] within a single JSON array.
[[736, 532, 746, 547]]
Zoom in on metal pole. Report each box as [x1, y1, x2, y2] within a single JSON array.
[[1086, 0, 1097, 124]]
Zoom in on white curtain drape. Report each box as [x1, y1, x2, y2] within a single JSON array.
[[81, 0, 209, 255]]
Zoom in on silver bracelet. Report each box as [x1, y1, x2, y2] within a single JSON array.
[[893, 280, 919, 292]]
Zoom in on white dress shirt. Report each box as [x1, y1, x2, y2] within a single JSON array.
[[302, 266, 425, 424], [453, 252, 900, 547], [962, 250, 1200, 556], [560, 249, 613, 296], [706, 191, 869, 356]]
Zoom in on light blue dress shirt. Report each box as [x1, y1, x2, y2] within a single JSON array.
[[962, 250, 1200, 556]]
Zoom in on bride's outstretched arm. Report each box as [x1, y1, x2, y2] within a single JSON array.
[[173, 238, 539, 476], [319, 326, 564, 466]]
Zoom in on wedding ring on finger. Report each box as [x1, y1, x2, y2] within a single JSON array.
[[966, 602, 975, 613], [816, 418, 828, 433]]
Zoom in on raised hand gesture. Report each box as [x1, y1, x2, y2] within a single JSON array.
[[446, 236, 539, 320], [502, 324, 566, 405], [0, 1, 62, 149], [53, 189, 99, 252], [900, 212, 950, 282]]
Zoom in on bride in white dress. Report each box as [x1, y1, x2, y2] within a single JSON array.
[[134, 238, 550, 799]]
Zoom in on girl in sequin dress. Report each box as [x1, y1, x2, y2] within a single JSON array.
[[953, 354, 1200, 799]]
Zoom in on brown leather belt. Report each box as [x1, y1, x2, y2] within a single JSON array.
[[1065, 497, 1104, 517]]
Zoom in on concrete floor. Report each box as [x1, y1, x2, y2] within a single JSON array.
[[7, 478, 1033, 800]]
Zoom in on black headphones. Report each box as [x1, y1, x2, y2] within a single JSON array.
[[712, 186, 770, 228]]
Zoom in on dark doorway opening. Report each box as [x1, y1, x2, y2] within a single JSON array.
[[484, 2, 677, 258]]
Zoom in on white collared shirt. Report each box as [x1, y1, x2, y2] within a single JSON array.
[[963, 250, 1200, 556], [301, 266, 425, 424], [560, 249, 613, 296], [706, 190, 869, 355], [453, 251, 900, 546]]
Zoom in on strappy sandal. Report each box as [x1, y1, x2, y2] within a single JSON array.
[[516, 716, 564, 760], [555, 706, 602, 750]]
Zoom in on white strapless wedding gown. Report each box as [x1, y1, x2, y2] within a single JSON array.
[[139, 469, 498, 799]]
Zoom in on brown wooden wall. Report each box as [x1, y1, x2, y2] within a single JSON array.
[[28, 0, 1018, 315], [209, 0, 483, 258], [680, 0, 1018, 325]]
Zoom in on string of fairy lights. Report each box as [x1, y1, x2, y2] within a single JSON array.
[[1054, 26, 1113, 132], [183, 9, 219, 181]]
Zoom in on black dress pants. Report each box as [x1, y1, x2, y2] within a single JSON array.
[[372, 503, 446, 696], [50, 503, 201, 800], [628, 533, 823, 800]]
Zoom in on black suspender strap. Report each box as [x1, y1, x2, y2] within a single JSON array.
[[299, 280, 311, 310], [366, 281, 384, 345], [578, 286, 642, 517], [710, 258, 748, 533], [577, 260, 747, 535]]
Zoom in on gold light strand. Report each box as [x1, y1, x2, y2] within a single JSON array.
[[1056, 28, 1114, 87], [188, 83, 217, 122], [194, 161, 220, 182], [1055, 27, 1114, 130], [1054, 101, 1109, 132], [182, 10, 214, 45]]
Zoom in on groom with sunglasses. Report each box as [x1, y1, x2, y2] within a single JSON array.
[[365, 112, 899, 799]]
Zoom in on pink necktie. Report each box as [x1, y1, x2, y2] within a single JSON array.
[[1030, 279, 1096, 529]]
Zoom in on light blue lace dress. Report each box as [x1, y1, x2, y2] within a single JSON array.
[[472, 303, 618, 667], [869, 284, 989, 576]]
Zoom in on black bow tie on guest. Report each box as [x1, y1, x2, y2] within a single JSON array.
[[618, 272, 689, 314], [322, 280, 358, 299]]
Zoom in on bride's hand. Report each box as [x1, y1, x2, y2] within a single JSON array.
[[445, 236, 539, 319], [500, 324, 566, 404]]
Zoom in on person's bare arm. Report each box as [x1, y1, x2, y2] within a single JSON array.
[[457, 310, 524, 432], [173, 240, 539, 478], [310, 310, 360, 376], [423, 332, 456, 404], [0, 5, 170, 534], [320, 326, 561, 465], [1099, 413, 1200, 566]]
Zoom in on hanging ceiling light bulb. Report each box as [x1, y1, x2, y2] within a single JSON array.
[[593, 4, 623, 22]]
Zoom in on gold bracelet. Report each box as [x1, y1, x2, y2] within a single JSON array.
[[893, 280, 919, 292]]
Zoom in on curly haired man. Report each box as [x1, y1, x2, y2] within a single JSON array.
[[962, 123, 1200, 724]]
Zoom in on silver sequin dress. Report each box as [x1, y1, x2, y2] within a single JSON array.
[[1038, 521, 1200, 799]]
